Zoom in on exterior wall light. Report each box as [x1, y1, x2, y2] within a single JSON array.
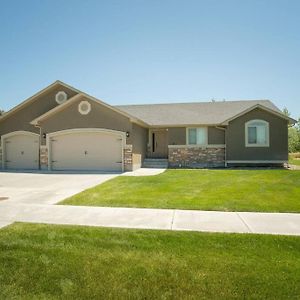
[[126, 132, 130, 138]]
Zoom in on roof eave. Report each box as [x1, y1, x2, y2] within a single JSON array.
[[148, 123, 224, 128]]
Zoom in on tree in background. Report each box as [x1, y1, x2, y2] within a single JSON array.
[[283, 107, 300, 153], [288, 127, 300, 153], [283, 107, 290, 117], [0, 109, 4, 116]]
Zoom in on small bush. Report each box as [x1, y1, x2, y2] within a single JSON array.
[[290, 152, 300, 159]]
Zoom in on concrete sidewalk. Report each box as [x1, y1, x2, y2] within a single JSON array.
[[1, 202, 300, 236]]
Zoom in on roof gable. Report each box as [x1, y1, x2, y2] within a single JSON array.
[[221, 104, 295, 125], [31, 92, 148, 127], [0, 80, 79, 123], [1, 80, 148, 127]]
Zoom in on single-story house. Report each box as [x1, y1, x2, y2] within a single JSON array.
[[0, 81, 295, 172]]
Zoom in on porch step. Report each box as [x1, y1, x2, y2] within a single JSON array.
[[143, 158, 168, 168]]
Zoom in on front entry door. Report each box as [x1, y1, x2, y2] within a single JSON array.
[[152, 131, 168, 158]]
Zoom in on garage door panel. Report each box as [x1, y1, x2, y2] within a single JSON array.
[[50, 131, 123, 171], [4, 133, 39, 170]]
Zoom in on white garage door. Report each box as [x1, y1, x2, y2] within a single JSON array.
[[3, 132, 39, 170], [50, 130, 123, 172]]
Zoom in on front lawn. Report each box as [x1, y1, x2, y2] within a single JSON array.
[[61, 169, 300, 212], [1, 223, 300, 299], [290, 153, 300, 166], [290, 157, 300, 166]]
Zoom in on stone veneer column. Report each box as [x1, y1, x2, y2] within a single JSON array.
[[124, 144, 133, 171], [168, 146, 225, 168], [40, 146, 48, 170]]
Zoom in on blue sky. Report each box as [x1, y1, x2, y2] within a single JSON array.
[[0, 0, 299, 118]]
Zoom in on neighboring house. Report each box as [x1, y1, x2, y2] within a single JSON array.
[[0, 81, 296, 172]]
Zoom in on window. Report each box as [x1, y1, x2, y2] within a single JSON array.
[[187, 127, 207, 145], [245, 120, 269, 147]]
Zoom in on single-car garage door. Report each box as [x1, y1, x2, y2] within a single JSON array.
[[2, 131, 39, 170], [49, 129, 124, 172]]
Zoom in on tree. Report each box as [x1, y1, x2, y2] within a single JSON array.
[[283, 107, 290, 117], [288, 126, 300, 153], [0, 109, 4, 116], [296, 117, 300, 132], [282, 107, 300, 152]]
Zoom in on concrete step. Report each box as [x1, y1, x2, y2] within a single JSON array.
[[143, 158, 168, 168], [143, 165, 168, 169], [143, 159, 168, 163]]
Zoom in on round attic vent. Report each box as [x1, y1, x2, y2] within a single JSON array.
[[55, 91, 68, 104], [78, 101, 91, 115]]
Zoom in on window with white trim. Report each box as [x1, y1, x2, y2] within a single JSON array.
[[187, 127, 207, 145], [245, 120, 269, 147]]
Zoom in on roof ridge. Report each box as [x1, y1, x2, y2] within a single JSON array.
[[115, 99, 271, 107]]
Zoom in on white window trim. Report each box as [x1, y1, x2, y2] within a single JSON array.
[[245, 119, 269, 147], [186, 127, 208, 146]]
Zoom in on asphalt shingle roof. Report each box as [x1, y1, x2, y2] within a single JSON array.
[[115, 100, 282, 126]]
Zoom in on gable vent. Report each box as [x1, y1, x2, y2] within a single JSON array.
[[55, 91, 68, 104], [78, 101, 91, 115]]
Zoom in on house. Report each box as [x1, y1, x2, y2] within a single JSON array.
[[0, 81, 295, 172]]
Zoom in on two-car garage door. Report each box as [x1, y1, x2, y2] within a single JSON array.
[[49, 130, 124, 172]]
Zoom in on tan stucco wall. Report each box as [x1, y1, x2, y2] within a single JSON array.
[[226, 108, 288, 161], [168, 127, 186, 145], [208, 127, 225, 144], [0, 85, 78, 137], [131, 124, 148, 168], [39, 96, 133, 145]]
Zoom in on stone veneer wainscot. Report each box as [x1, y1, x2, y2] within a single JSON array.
[[168, 145, 225, 168]]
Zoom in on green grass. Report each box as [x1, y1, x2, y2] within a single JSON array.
[[61, 169, 300, 212], [1, 223, 300, 299], [290, 157, 300, 166]]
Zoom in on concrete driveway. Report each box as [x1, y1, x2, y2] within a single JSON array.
[[0, 171, 119, 205]]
